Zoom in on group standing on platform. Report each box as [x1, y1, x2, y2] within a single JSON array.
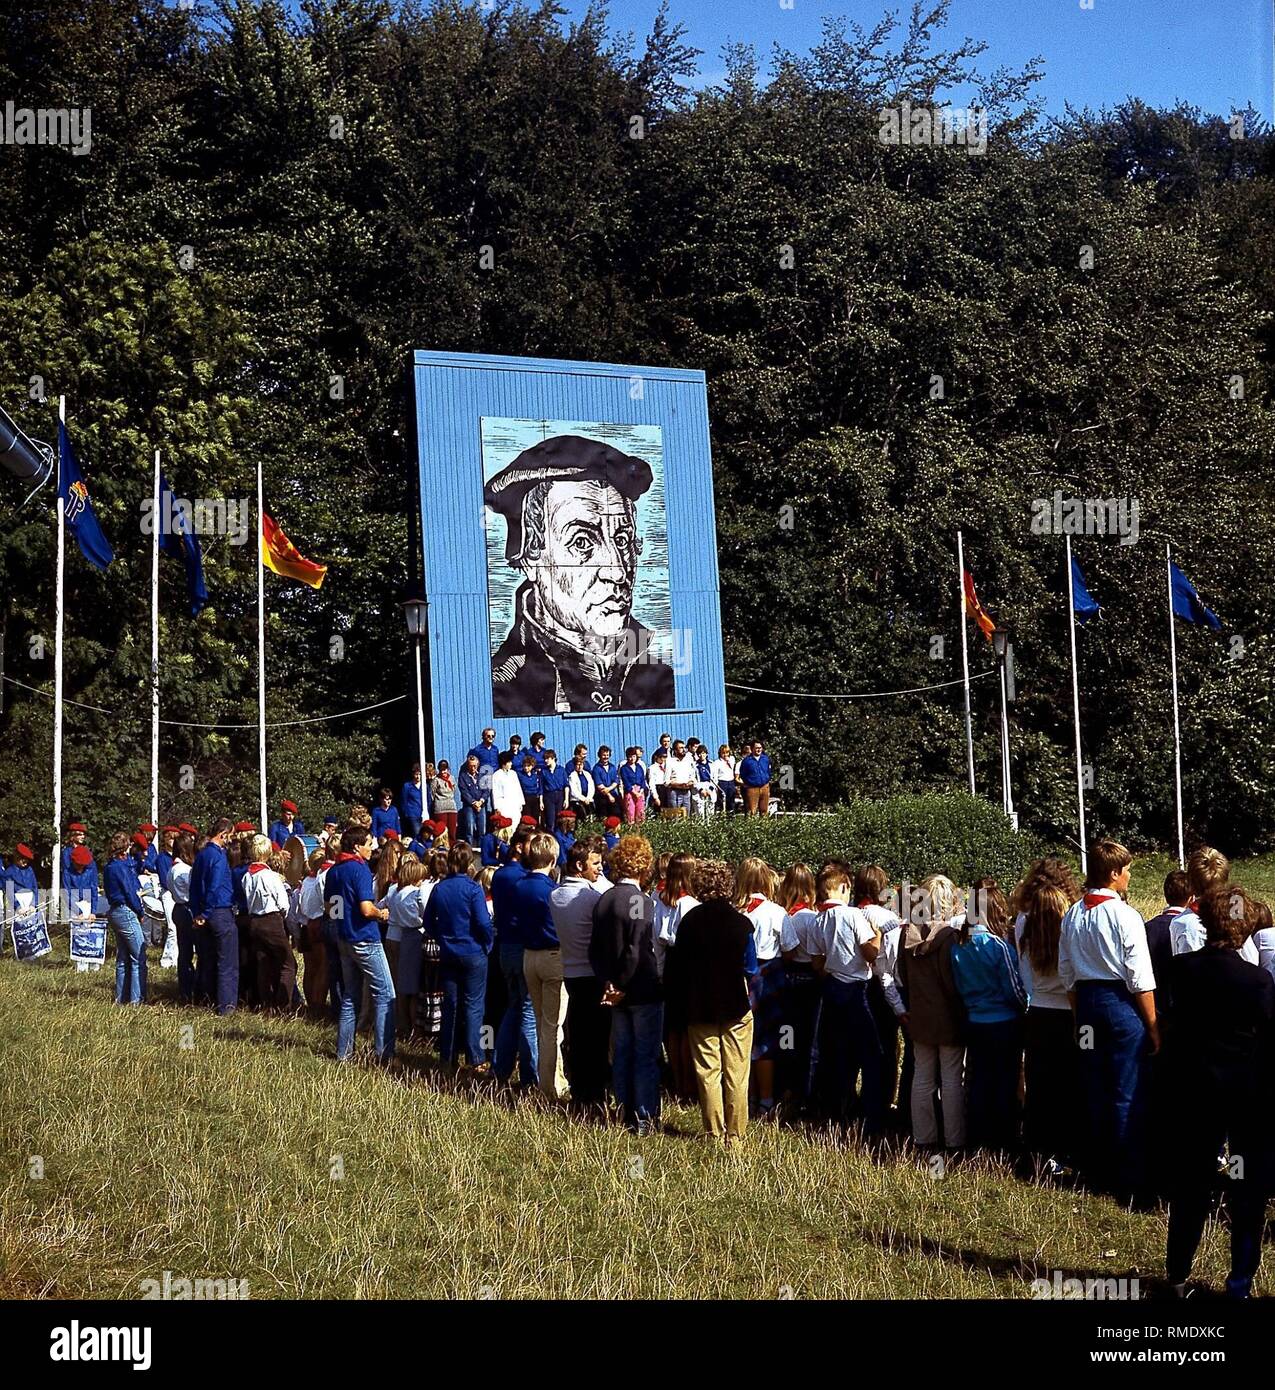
[[3, 723, 1274, 1301]]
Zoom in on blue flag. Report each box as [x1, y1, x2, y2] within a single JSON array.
[[58, 421, 114, 570], [1071, 558, 1100, 624], [158, 472, 208, 615], [1169, 562, 1220, 630]]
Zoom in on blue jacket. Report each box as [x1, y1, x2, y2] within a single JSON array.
[[516, 766, 543, 796], [231, 863, 250, 913], [491, 861, 529, 941], [425, 873, 493, 957], [553, 829, 575, 867], [458, 768, 485, 812], [142, 842, 159, 872], [950, 925, 1028, 1024], [5, 862, 37, 899], [593, 761, 619, 792], [619, 763, 648, 793], [325, 855, 381, 944], [604, 832, 619, 851], [64, 862, 101, 916], [480, 833, 507, 868], [509, 872, 559, 951], [371, 805, 401, 839], [401, 780, 424, 822], [105, 857, 145, 915], [155, 851, 174, 892], [189, 842, 233, 915], [740, 753, 771, 788], [268, 818, 304, 849], [407, 837, 432, 859]]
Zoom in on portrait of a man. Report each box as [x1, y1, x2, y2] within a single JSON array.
[[482, 421, 676, 717]]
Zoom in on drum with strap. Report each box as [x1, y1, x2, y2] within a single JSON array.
[[284, 834, 322, 887], [137, 872, 168, 948]]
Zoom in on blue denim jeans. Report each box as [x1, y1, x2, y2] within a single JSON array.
[[1075, 980, 1150, 1197], [108, 906, 147, 1005], [664, 788, 692, 813], [440, 951, 488, 1065], [337, 937, 396, 1062], [458, 804, 482, 847], [611, 1001, 664, 1129], [203, 907, 239, 1016], [494, 941, 538, 1084]]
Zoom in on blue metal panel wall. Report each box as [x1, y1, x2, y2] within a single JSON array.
[[412, 350, 728, 767]]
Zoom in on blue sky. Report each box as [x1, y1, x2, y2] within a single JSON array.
[[560, 0, 1274, 121]]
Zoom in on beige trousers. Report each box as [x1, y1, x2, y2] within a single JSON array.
[[688, 1013, 754, 1139], [522, 947, 569, 1098]]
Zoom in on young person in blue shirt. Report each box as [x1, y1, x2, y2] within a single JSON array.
[[189, 817, 239, 1015], [61, 820, 90, 883], [618, 747, 649, 824], [491, 831, 537, 1088], [400, 763, 425, 840], [527, 731, 549, 772], [480, 813, 512, 867], [425, 842, 493, 1071], [135, 822, 160, 873], [6, 842, 38, 907], [540, 749, 569, 833], [457, 753, 487, 847], [516, 753, 544, 825], [739, 740, 772, 816], [104, 831, 148, 1005], [64, 843, 101, 921], [951, 878, 1028, 1153], [154, 826, 178, 892], [603, 816, 621, 852], [506, 733, 525, 770], [326, 826, 395, 1062], [592, 746, 620, 820], [370, 787, 401, 841], [268, 800, 304, 850], [553, 809, 577, 867]]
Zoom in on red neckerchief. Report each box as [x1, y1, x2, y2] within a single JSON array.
[[1185, 896, 1197, 911], [336, 852, 361, 864], [856, 899, 875, 910], [788, 901, 811, 913], [248, 862, 268, 875], [816, 900, 841, 912], [745, 895, 766, 912], [1083, 889, 1117, 909]]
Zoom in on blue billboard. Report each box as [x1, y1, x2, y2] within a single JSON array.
[[412, 351, 728, 767]]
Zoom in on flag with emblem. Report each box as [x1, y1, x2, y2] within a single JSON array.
[[58, 421, 114, 570]]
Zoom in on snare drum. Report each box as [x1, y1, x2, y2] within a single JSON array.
[[284, 833, 322, 887]]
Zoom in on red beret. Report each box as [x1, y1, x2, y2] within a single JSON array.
[[234, 821, 255, 833], [67, 821, 87, 833], [559, 810, 577, 822], [604, 816, 621, 829], [382, 828, 401, 841], [520, 815, 537, 826], [178, 823, 197, 835], [131, 832, 149, 850], [15, 843, 33, 861], [280, 800, 298, 814], [490, 814, 512, 829], [161, 824, 179, 834], [70, 845, 94, 869], [138, 822, 157, 833]]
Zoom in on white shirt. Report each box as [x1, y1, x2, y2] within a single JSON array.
[[1171, 906, 1260, 966], [168, 859, 192, 906], [863, 903, 906, 1015], [492, 767, 525, 824], [647, 763, 667, 796], [385, 883, 426, 944], [652, 893, 699, 976], [298, 866, 331, 921], [1253, 928, 1275, 982], [780, 906, 820, 962], [242, 865, 291, 917], [1058, 890, 1155, 994], [665, 753, 696, 788], [710, 757, 736, 784], [567, 767, 595, 802], [742, 896, 786, 962], [1013, 911, 1069, 1010], [818, 902, 877, 984], [550, 876, 602, 978]]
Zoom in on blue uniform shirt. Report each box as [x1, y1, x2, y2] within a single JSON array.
[[5, 862, 37, 900], [740, 753, 772, 788], [105, 857, 145, 915], [231, 863, 250, 913], [64, 862, 101, 916], [425, 874, 493, 958], [268, 818, 304, 849], [490, 861, 529, 941], [401, 780, 424, 823], [553, 829, 575, 867], [325, 855, 381, 944], [155, 851, 174, 892], [593, 760, 619, 792], [189, 841, 233, 916], [516, 766, 543, 797], [619, 763, 648, 794], [509, 872, 559, 951], [480, 833, 507, 868], [542, 765, 568, 800], [604, 832, 619, 851], [371, 805, 401, 839], [470, 743, 500, 775]]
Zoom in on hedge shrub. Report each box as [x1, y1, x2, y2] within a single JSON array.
[[575, 794, 1036, 886]]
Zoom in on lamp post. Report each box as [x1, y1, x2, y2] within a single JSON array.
[[993, 629, 1017, 828], [403, 598, 429, 817]]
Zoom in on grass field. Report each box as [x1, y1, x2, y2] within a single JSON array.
[[3, 854, 1273, 1302]]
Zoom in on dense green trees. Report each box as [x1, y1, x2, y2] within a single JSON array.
[[1, 0, 1272, 857]]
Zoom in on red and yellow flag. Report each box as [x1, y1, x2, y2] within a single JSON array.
[[962, 570, 996, 642], [262, 512, 327, 589]]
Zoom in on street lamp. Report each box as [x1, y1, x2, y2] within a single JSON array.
[[992, 629, 1017, 828], [403, 598, 430, 824], [0, 403, 54, 502]]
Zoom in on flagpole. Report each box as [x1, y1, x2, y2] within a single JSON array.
[[1166, 542, 1185, 869], [1065, 536, 1087, 876], [256, 457, 268, 831], [51, 396, 66, 924], [151, 449, 160, 828], [956, 530, 975, 794]]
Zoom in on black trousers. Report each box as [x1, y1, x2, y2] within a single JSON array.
[[1023, 1006, 1081, 1164], [564, 975, 611, 1106], [868, 977, 901, 1111]]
